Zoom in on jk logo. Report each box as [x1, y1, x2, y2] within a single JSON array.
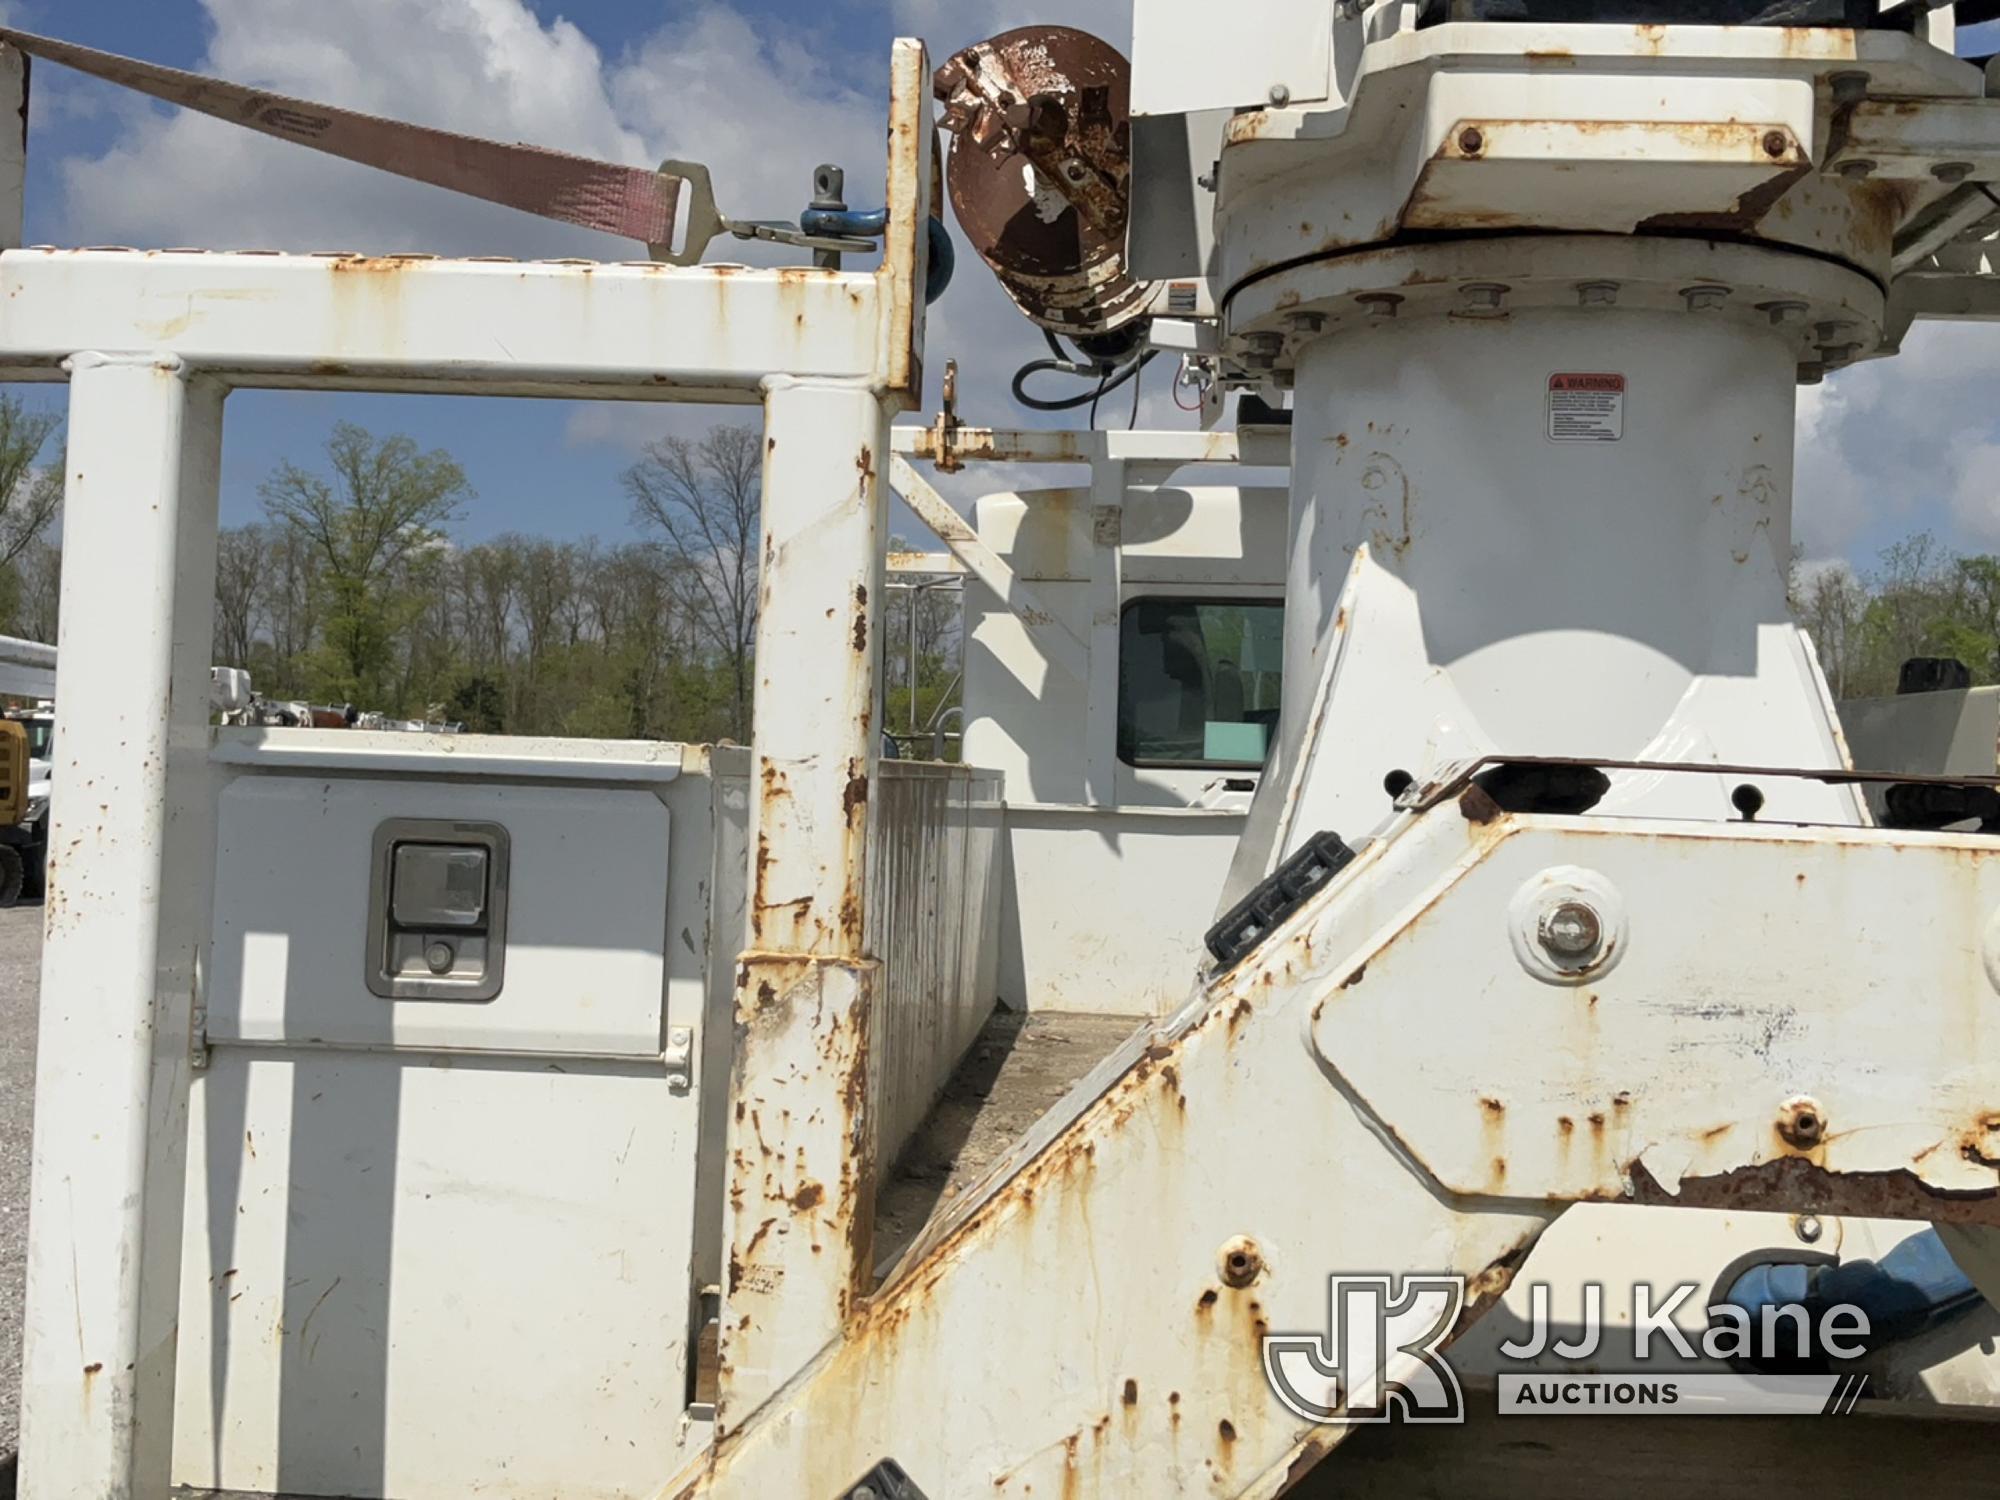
[[1263, 1275, 1467, 1425]]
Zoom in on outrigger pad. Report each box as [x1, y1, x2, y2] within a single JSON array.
[[839, 1458, 931, 1499]]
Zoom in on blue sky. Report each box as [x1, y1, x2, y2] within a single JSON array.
[[0, 0, 1121, 546], [3, 1, 1999, 571]]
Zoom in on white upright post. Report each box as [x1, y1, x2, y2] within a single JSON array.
[[1082, 455, 1125, 807], [18, 353, 222, 1498], [718, 375, 889, 1431]]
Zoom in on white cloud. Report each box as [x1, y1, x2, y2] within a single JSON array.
[[41, 0, 1192, 549], [1950, 439, 2000, 548], [57, 0, 650, 256], [1794, 320, 2000, 562]]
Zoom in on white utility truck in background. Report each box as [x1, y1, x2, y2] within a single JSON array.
[[0, 635, 54, 905], [11, 5, 2000, 1499]]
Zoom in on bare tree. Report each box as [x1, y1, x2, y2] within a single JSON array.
[[0, 395, 64, 573], [213, 524, 270, 670], [8, 539, 60, 645], [1791, 558, 1868, 700], [624, 425, 762, 739], [262, 526, 323, 695]]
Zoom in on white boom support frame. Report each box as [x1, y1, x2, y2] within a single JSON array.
[[17, 13, 2000, 1500], [10, 41, 932, 1500]]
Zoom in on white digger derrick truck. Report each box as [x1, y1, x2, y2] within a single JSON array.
[[15, 4, 2000, 1498]]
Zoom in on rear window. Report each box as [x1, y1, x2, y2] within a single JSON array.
[[1117, 598, 1283, 769]]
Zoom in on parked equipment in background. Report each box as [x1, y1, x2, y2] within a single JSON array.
[[0, 712, 40, 905]]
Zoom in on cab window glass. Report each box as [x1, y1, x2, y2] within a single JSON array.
[[1117, 598, 1283, 768]]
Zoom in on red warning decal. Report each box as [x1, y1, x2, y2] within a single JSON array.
[[1547, 372, 1626, 442]]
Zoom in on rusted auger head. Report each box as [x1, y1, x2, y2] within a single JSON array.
[[933, 25, 1154, 342]]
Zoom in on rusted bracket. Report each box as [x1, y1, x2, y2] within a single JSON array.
[[1401, 752, 2000, 818], [1311, 806, 2000, 1226]]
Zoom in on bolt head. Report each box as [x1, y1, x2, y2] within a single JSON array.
[[1461, 282, 1509, 311], [1682, 285, 1730, 312], [424, 941, 455, 975], [1934, 161, 1976, 185], [1837, 159, 1876, 181], [1356, 292, 1402, 319], [1218, 1236, 1264, 1288], [1761, 300, 1809, 326], [1458, 126, 1485, 156], [1577, 281, 1619, 308], [1795, 1215, 1825, 1245], [1268, 82, 1291, 107], [1797, 361, 1826, 386], [1287, 311, 1327, 334], [1762, 129, 1791, 159], [1538, 901, 1603, 962], [1778, 1096, 1826, 1149]]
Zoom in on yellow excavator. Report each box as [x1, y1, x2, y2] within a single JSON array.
[[0, 713, 43, 905]]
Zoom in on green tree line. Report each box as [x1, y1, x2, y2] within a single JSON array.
[[6, 402, 1988, 737], [0, 409, 954, 742], [1791, 534, 2000, 699], [197, 421, 959, 743]]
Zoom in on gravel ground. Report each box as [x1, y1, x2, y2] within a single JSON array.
[[0, 902, 39, 1472]]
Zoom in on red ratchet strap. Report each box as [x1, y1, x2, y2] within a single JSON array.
[[0, 26, 691, 258]]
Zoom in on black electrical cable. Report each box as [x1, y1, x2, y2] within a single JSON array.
[[1087, 364, 1111, 429], [1010, 349, 1158, 413]]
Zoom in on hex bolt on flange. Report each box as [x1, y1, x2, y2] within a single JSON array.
[[1761, 129, 1790, 159], [1934, 161, 1975, 185], [1241, 331, 1284, 369], [1356, 292, 1403, 319], [1760, 300, 1809, 327], [1837, 159, 1877, 181], [1287, 311, 1327, 334], [1461, 282, 1510, 312], [1778, 1096, 1827, 1150], [1682, 285, 1730, 312], [1537, 901, 1603, 963], [1577, 281, 1619, 307], [1218, 1236, 1265, 1289]]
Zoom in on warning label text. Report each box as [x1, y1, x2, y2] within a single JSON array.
[[1547, 373, 1626, 442]]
